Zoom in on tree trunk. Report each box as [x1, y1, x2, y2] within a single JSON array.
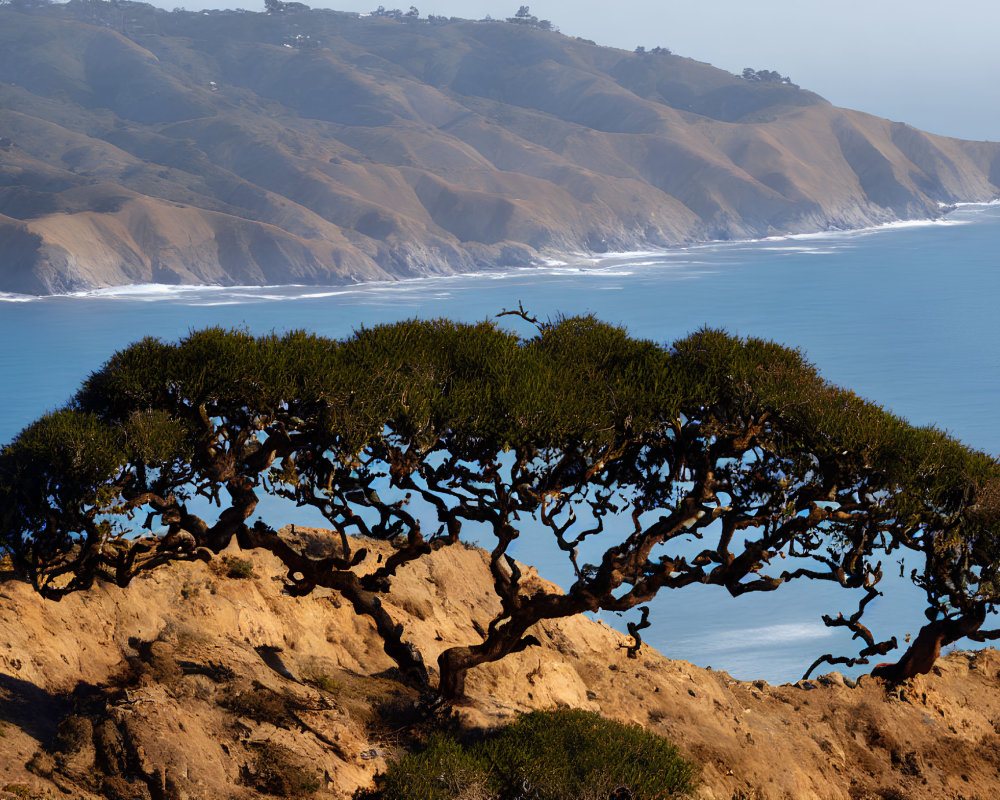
[[337, 579, 430, 689], [436, 621, 539, 701], [437, 647, 474, 701], [239, 521, 430, 689], [871, 608, 985, 683]]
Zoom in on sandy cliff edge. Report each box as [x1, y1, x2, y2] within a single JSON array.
[[1, 528, 999, 800]]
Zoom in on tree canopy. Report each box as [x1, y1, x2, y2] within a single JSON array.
[[2, 316, 1000, 698], [741, 67, 797, 87]]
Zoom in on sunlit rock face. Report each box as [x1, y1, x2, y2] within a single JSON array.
[[3, 531, 1000, 800]]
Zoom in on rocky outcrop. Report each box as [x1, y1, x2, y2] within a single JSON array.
[[1, 4, 998, 294], [2, 529, 1000, 800]]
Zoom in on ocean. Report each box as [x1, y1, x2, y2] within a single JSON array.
[[3, 201, 1000, 683]]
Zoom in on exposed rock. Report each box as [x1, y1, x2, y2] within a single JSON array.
[[0, 5, 997, 294]]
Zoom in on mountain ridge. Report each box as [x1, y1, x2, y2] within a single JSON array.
[[1, 2, 998, 294]]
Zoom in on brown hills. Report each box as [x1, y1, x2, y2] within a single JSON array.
[[3, 529, 1000, 800], [1, 2, 998, 294]]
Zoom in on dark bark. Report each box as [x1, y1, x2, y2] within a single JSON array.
[[337, 577, 430, 688], [241, 521, 430, 688], [871, 606, 986, 683], [437, 622, 540, 700]]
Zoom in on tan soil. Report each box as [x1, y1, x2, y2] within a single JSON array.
[[1, 528, 998, 800]]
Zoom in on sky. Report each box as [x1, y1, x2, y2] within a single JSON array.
[[161, 0, 1000, 141]]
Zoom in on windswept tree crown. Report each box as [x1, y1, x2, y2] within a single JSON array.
[[2, 316, 999, 696]]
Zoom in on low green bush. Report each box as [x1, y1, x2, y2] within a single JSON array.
[[224, 556, 256, 579], [357, 709, 697, 800]]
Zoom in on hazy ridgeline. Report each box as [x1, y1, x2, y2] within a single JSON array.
[[1, 2, 998, 294]]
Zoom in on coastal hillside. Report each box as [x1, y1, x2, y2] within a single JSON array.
[[2, 528, 1000, 800], [1, 3, 998, 294]]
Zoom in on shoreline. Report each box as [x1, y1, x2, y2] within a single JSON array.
[[3, 201, 999, 304]]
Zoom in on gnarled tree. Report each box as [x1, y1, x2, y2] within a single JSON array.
[[2, 316, 999, 699]]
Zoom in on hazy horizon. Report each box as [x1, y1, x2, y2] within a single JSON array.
[[148, 0, 1000, 142]]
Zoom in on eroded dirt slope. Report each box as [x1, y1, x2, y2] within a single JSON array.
[[1, 529, 999, 800]]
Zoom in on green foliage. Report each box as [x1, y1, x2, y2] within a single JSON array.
[[75, 336, 177, 416], [304, 671, 343, 694], [0, 409, 127, 566], [2, 785, 42, 800], [360, 734, 481, 800], [1, 409, 125, 493], [740, 67, 796, 86], [669, 325, 1000, 508], [359, 709, 697, 800], [521, 315, 674, 444], [6, 315, 1000, 686], [224, 556, 256, 579], [122, 408, 189, 465]]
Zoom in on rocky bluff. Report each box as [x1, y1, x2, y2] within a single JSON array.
[[2, 530, 1000, 799]]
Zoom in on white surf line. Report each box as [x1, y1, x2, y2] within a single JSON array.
[[9, 202, 997, 304]]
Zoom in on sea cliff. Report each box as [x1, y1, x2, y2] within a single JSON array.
[[2, 528, 1000, 800], [1, 4, 998, 294]]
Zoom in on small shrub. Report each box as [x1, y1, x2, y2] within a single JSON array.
[[225, 557, 256, 579], [358, 735, 483, 800], [305, 672, 344, 695], [222, 682, 298, 726], [370, 692, 429, 735], [247, 742, 320, 797], [358, 709, 698, 800]]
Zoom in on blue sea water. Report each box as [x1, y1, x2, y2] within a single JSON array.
[[3, 202, 1000, 683]]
